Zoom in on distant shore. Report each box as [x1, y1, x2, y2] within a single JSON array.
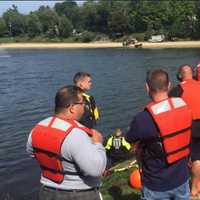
[[1, 41, 200, 49]]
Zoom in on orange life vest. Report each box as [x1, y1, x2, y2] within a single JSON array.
[[180, 79, 200, 120], [31, 116, 93, 184], [146, 98, 192, 164]]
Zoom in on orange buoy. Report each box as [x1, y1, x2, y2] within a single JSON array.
[[130, 169, 142, 190]]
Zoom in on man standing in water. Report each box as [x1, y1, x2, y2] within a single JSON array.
[[27, 85, 106, 200], [73, 72, 99, 128], [105, 128, 131, 169], [170, 64, 200, 198], [126, 69, 192, 200]]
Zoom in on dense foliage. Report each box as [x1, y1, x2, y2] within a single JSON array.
[[0, 0, 200, 42]]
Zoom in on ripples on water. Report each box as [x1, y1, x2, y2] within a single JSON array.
[[0, 48, 200, 199]]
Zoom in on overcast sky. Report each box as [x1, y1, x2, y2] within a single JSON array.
[[0, 1, 84, 16]]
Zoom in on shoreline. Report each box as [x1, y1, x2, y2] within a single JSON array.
[[1, 41, 200, 49]]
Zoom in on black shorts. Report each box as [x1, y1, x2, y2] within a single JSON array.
[[191, 120, 200, 161], [191, 137, 200, 161], [191, 120, 200, 138]]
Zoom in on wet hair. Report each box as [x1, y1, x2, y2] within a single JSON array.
[[55, 85, 83, 113], [146, 69, 169, 93], [73, 72, 91, 85]]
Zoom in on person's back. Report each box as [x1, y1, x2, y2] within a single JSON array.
[[26, 85, 106, 200], [126, 69, 192, 200], [73, 72, 100, 128]]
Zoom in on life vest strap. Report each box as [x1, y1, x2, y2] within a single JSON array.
[[41, 165, 81, 176], [33, 147, 75, 164], [161, 126, 191, 139], [166, 145, 190, 156]]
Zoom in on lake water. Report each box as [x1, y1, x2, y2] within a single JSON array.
[[0, 47, 200, 199]]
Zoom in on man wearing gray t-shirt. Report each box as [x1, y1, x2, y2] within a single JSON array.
[[26, 85, 106, 200]]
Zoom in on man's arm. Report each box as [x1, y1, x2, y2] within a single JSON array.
[[125, 117, 140, 144], [122, 137, 131, 150], [26, 132, 34, 157], [62, 128, 107, 177], [125, 111, 157, 143], [90, 96, 100, 121], [105, 137, 113, 150]]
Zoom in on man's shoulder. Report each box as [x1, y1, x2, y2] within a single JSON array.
[[71, 126, 89, 134], [83, 92, 94, 98], [63, 128, 91, 151], [107, 135, 113, 140], [129, 109, 154, 130], [134, 110, 152, 122], [37, 116, 53, 124], [83, 92, 95, 102], [126, 110, 157, 142], [134, 109, 159, 130], [169, 84, 183, 97], [32, 116, 53, 129]]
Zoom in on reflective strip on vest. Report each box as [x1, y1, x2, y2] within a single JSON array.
[[31, 116, 93, 184], [112, 138, 122, 150], [82, 93, 100, 121], [146, 98, 192, 164]]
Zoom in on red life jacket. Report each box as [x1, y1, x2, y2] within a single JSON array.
[[146, 98, 192, 164], [180, 79, 200, 120], [31, 116, 93, 184]]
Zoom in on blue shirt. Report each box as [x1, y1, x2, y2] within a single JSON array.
[[126, 110, 189, 191]]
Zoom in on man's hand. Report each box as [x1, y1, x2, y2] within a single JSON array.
[[91, 129, 103, 144]]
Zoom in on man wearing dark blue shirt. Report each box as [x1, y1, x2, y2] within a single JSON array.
[[126, 69, 192, 200]]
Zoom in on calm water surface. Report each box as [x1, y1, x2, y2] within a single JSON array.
[[0, 48, 200, 199]]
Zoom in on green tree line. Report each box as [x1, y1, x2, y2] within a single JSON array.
[[0, 0, 200, 42]]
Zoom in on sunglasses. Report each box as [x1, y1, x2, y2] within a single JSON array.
[[73, 101, 86, 105]]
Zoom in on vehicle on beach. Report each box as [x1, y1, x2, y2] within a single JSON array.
[[122, 38, 143, 48], [148, 35, 165, 42]]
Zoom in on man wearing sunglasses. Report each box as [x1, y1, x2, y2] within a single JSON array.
[[27, 85, 106, 200]]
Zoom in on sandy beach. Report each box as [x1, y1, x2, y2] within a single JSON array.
[[1, 41, 200, 49]]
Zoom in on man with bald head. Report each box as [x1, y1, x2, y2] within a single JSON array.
[[170, 64, 200, 197]]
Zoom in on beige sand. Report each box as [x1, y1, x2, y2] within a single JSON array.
[[0, 42, 121, 49], [1, 41, 200, 49], [142, 41, 200, 48]]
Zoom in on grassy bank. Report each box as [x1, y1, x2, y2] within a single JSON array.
[[101, 159, 140, 200]]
